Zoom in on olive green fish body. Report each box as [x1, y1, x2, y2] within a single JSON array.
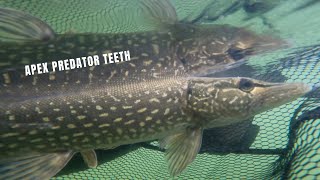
[[0, 6, 301, 179], [0, 23, 286, 158], [0, 32, 192, 157], [0, 31, 175, 68], [0, 74, 189, 157], [0, 22, 286, 76]]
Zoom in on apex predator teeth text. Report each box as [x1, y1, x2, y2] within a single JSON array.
[[24, 50, 131, 76]]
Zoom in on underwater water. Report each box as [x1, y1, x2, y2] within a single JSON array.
[[0, 0, 319, 179]]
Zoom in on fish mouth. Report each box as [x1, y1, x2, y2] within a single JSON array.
[[251, 82, 311, 114], [251, 35, 290, 54]]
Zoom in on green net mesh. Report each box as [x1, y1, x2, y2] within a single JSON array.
[[0, 0, 319, 179]]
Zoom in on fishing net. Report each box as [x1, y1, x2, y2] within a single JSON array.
[[0, 0, 319, 179]]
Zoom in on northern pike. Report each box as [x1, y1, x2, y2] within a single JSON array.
[[0, 2, 310, 180]]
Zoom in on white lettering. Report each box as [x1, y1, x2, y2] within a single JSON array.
[[25, 65, 31, 76], [93, 55, 100, 65], [42, 63, 49, 73], [64, 59, 70, 70], [114, 52, 119, 63], [52, 61, 57, 71], [108, 53, 114, 63], [58, 60, 64, 71], [124, 50, 130, 61], [70, 59, 75, 69], [25, 51, 131, 76], [118, 51, 124, 61], [76, 58, 82, 68], [87, 56, 93, 66]]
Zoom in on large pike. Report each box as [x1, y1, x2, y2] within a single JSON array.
[[0, 2, 310, 180]]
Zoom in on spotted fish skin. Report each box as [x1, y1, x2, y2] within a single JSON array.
[[0, 32, 191, 157], [0, 70, 189, 157], [0, 47, 310, 178], [0, 24, 286, 156], [186, 78, 311, 129], [0, 60, 310, 158], [0, 23, 286, 74], [173, 23, 287, 75], [0, 6, 299, 179]]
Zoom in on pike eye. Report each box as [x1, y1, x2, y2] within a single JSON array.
[[239, 79, 255, 92], [227, 45, 254, 61], [227, 48, 245, 60]]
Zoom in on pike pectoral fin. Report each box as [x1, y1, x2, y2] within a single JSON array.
[[0, 8, 55, 43], [0, 151, 73, 180], [160, 127, 203, 177], [80, 149, 98, 168]]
